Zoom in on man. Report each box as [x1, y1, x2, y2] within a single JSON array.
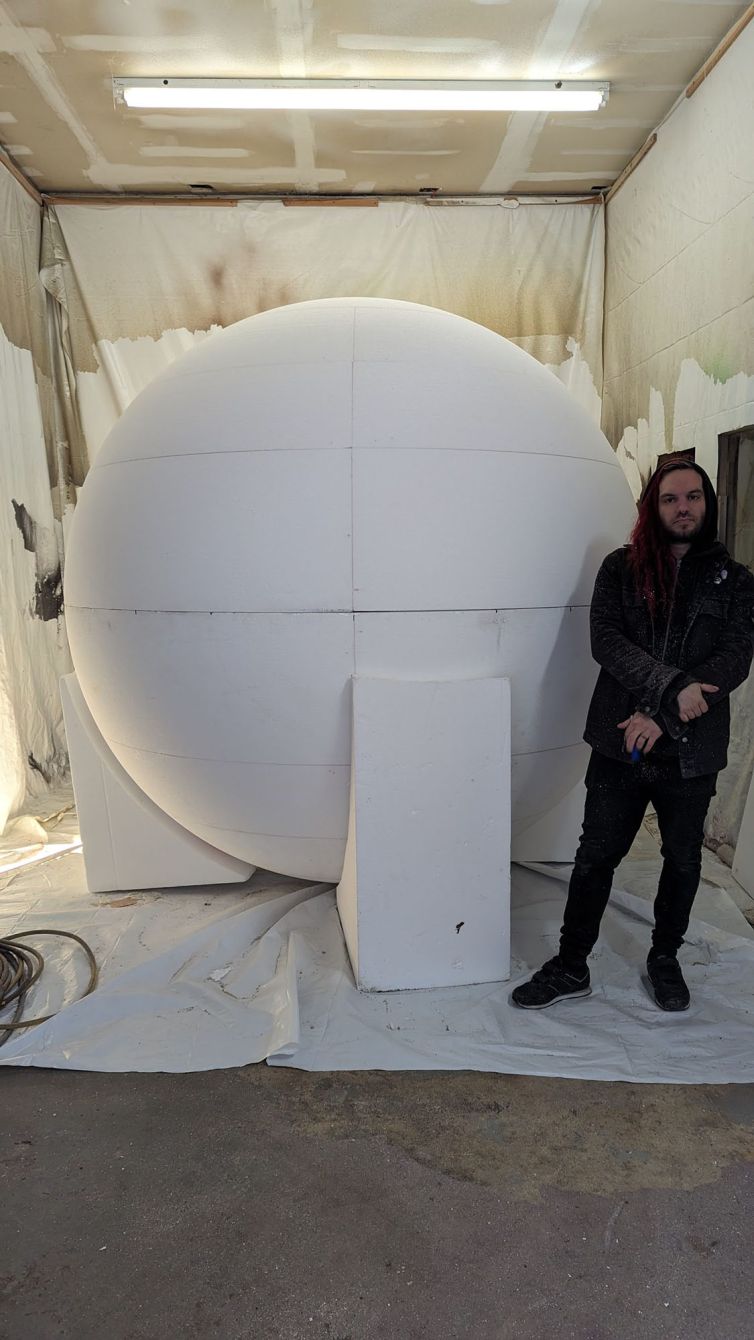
[[512, 457, 754, 1013]]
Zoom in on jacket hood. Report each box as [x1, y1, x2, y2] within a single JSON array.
[[645, 457, 722, 557]]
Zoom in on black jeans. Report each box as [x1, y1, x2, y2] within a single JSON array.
[[559, 750, 717, 968]]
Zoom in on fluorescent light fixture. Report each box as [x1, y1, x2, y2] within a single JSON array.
[[114, 77, 609, 113]]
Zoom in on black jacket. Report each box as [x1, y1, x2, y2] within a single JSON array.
[[584, 537, 754, 779]]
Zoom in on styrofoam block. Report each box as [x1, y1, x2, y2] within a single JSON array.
[[95, 361, 355, 467], [61, 676, 117, 891], [511, 777, 587, 863], [511, 744, 589, 834], [60, 675, 252, 894], [352, 449, 629, 612], [354, 608, 592, 754], [161, 302, 356, 378], [110, 747, 350, 840], [353, 302, 519, 366], [353, 360, 610, 461], [65, 296, 635, 880], [65, 449, 352, 613], [191, 828, 345, 883], [65, 609, 354, 764], [337, 675, 511, 991]]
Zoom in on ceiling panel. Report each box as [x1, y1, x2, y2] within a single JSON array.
[[0, 0, 748, 195]]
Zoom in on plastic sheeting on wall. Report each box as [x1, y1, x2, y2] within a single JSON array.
[[0, 168, 71, 832], [43, 198, 606, 468]]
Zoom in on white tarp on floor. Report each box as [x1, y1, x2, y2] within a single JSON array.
[[2, 796, 754, 1082]]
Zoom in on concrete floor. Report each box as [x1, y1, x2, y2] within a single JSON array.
[[3, 1066, 754, 1340]]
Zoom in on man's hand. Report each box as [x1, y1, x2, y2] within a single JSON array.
[[617, 712, 663, 755], [676, 682, 719, 723]]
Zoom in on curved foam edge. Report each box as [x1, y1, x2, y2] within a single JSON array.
[[60, 673, 253, 892]]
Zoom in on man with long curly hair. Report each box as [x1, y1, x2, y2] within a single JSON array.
[[512, 456, 754, 1013]]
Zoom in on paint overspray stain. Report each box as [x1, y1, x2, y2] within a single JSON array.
[[11, 500, 63, 621], [206, 240, 294, 327], [28, 752, 53, 783]]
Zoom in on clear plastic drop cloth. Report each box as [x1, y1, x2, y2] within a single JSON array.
[[2, 808, 754, 1081]]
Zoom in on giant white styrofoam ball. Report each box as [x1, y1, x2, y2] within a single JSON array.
[[65, 297, 635, 881]]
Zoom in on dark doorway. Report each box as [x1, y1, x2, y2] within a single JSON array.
[[717, 428, 754, 568]]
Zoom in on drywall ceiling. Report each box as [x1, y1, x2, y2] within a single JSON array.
[[0, 0, 748, 196]]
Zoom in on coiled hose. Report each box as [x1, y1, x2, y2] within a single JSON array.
[[0, 930, 98, 1046]]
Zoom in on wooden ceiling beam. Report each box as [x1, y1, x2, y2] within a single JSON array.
[[686, 2, 754, 99], [0, 146, 43, 207]]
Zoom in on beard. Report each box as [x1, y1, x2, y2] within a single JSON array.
[[662, 516, 705, 542]]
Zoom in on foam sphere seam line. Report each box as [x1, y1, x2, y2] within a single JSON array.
[[64, 296, 636, 881]]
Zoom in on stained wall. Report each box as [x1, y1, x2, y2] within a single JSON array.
[[0, 165, 70, 828], [46, 196, 606, 466], [603, 21, 754, 850]]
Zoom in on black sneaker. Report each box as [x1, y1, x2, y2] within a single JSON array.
[[510, 956, 591, 1009], [647, 954, 690, 1012]]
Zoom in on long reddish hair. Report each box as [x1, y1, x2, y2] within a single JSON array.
[[627, 460, 706, 617]]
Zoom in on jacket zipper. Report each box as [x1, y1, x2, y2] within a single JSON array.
[[659, 560, 680, 665]]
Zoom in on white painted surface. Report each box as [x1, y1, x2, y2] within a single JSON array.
[[337, 676, 510, 991], [65, 296, 635, 879], [60, 674, 252, 893]]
